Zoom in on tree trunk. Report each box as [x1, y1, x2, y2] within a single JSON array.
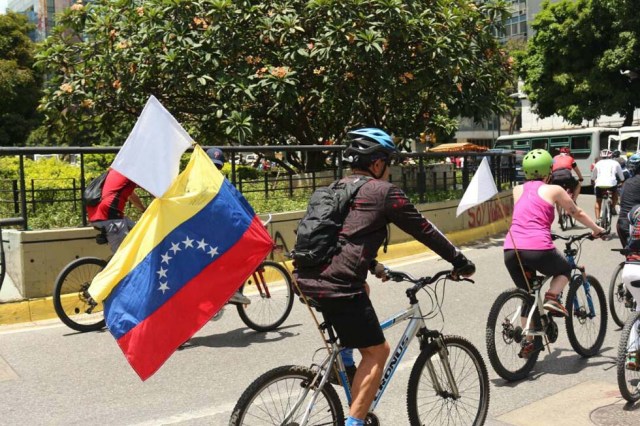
[[623, 105, 635, 126]]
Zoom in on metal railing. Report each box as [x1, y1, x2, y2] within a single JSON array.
[[0, 146, 516, 230]]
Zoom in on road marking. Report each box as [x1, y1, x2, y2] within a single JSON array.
[[0, 355, 18, 382], [129, 402, 237, 425]]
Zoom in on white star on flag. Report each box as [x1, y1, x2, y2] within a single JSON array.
[[169, 242, 181, 254], [156, 267, 168, 279], [197, 239, 208, 251], [161, 252, 172, 264], [183, 236, 194, 248], [208, 246, 219, 258], [158, 282, 170, 294]]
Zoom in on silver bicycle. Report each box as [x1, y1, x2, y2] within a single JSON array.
[[229, 268, 490, 426]]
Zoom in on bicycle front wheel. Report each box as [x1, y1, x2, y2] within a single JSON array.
[[407, 335, 490, 426], [486, 289, 543, 381], [229, 365, 344, 426], [53, 257, 107, 332], [617, 311, 640, 403], [237, 260, 294, 332], [609, 262, 631, 328], [601, 199, 611, 230], [565, 274, 607, 357]]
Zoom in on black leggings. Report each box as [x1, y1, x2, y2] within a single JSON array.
[[504, 249, 571, 291]]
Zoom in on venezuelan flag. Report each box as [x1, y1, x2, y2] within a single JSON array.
[[88, 146, 273, 380]]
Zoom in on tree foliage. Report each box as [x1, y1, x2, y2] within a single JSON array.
[[36, 0, 511, 160], [519, 0, 640, 126], [0, 12, 42, 146]]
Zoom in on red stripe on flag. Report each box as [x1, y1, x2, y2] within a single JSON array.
[[116, 217, 272, 380]]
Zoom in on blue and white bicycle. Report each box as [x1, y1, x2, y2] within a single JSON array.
[[229, 268, 490, 426]]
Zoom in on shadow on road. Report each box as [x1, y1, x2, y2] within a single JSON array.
[[490, 347, 617, 387], [181, 323, 302, 349]]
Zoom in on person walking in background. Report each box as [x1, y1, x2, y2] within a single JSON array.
[[87, 169, 146, 253]]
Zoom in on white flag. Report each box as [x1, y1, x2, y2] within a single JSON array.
[[456, 156, 499, 217], [111, 95, 193, 198]]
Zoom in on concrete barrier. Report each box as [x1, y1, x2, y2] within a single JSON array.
[[2, 190, 512, 301]]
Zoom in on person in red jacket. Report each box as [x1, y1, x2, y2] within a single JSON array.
[[87, 169, 146, 253], [550, 147, 584, 203]]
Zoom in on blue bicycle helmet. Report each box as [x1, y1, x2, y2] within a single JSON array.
[[344, 128, 397, 159], [628, 153, 640, 174]]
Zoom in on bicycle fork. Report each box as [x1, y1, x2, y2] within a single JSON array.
[[424, 335, 461, 399]]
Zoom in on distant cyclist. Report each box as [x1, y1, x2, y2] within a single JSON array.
[[618, 154, 640, 247], [550, 147, 583, 223], [592, 149, 625, 225], [504, 149, 604, 352]]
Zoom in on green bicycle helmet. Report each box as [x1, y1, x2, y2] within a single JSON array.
[[522, 149, 553, 180]]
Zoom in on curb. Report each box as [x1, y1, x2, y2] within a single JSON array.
[[0, 220, 509, 326]]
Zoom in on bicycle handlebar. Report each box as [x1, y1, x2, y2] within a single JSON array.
[[384, 268, 474, 288], [551, 230, 609, 243]]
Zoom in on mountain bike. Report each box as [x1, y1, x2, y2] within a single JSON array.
[[52, 229, 294, 333], [556, 187, 576, 231], [486, 232, 607, 381], [229, 268, 490, 426], [617, 306, 640, 403], [608, 248, 637, 328], [599, 188, 615, 230]]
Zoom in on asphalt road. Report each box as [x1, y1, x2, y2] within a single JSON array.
[[0, 195, 638, 425]]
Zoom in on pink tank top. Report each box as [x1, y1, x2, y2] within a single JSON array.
[[504, 180, 555, 250]]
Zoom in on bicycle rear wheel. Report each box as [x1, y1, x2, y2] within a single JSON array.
[[236, 260, 294, 332], [609, 262, 632, 328], [565, 274, 607, 357], [486, 289, 543, 381], [229, 365, 344, 426], [53, 257, 107, 332], [600, 199, 611, 230], [616, 312, 640, 403], [407, 335, 490, 426]]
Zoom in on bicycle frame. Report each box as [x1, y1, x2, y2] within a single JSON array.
[[518, 240, 597, 340], [289, 299, 457, 425]]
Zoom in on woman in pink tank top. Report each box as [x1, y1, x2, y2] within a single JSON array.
[[504, 150, 604, 345]]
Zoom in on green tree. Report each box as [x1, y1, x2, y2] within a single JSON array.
[[0, 12, 42, 146], [520, 0, 640, 126], [36, 0, 511, 167]]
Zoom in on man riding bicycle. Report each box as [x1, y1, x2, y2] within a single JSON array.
[[618, 153, 640, 247], [592, 149, 625, 225], [294, 127, 475, 426], [550, 147, 583, 202]]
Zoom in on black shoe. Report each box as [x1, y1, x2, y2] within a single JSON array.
[[329, 365, 357, 386]]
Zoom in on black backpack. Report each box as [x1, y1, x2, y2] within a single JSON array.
[[291, 176, 371, 269], [83, 171, 108, 207]]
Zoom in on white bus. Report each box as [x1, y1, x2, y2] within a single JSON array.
[[494, 127, 618, 184], [608, 126, 640, 155]]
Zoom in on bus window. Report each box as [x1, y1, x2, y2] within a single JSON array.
[[513, 139, 530, 150], [531, 138, 548, 150], [549, 137, 569, 156], [600, 132, 617, 153], [570, 135, 590, 159], [620, 135, 640, 154]]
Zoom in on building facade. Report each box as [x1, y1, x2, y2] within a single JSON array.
[[7, 0, 74, 41]]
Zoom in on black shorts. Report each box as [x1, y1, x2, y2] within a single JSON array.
[[550, 169, 578, 191], [595, 186, 617, 199], [317, 293, 386, 349], [504, 249, 571, 291]]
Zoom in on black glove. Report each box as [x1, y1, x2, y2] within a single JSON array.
[[451, 253, 476, 277]]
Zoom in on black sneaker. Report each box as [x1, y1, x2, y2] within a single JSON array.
[[329, 365, 357, 386]]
